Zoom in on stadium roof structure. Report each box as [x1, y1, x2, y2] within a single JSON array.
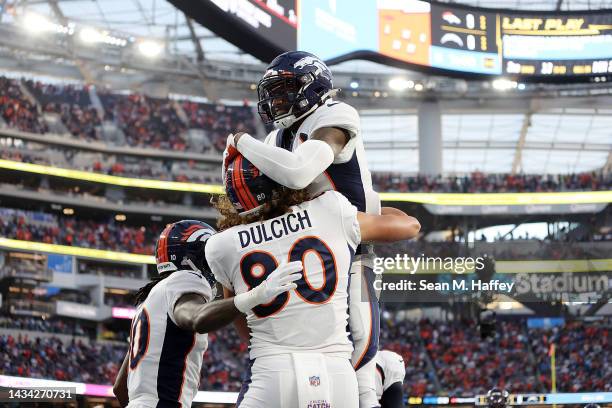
[[13, 0, 612, 70], [0, 0, 610, 175], [439, 0, 612, 10]]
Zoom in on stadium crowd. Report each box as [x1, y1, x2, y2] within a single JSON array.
[[99, 92, 188, 150], [0, 312, 608, 395], [0, 148, 222, 184], [25, 80, 103, 142], [181, 99, 259, 152], [0, 76, 48, 134], [0, 76, 259, 154], [379, 313, 437, 396], [419, 319, 541, 395], [531, 320, 611, 393], [0, 316, 88, 336], [0, 333, 124, 384], [372, 171, 612, 193], [0, 317, 247, 392], [1, 205, 608, 265], [0, 207, 160, 254], [2, 76, 611, 193]]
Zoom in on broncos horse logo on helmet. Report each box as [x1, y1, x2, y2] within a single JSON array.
[[257, 50, 336, 129], [155, 220, 216, 286]]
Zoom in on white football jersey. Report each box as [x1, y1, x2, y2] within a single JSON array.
[[127, 270, 212, 408], [375, 350, 406, 401], [264, 99, 380, 216], [206, 191, 360, 360]]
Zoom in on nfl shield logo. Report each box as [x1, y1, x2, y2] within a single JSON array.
[[309, 376, 320, 387]]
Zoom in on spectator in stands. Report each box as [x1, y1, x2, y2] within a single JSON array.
[[25, 80, 102, 141], [0, 77, 48, 134], [0, 313, 608, 394], [0, 207, 160, 255]]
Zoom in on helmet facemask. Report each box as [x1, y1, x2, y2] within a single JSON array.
[[257, 72, 329, 129]]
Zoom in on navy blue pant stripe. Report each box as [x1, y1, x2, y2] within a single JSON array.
[[356, 266, 380, 371], [156, 314, 196, 408], [236, 358, 255, 407]]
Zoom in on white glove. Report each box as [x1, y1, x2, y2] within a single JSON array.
[[221, 133, 237, 184], [234, 261, 303, 313]]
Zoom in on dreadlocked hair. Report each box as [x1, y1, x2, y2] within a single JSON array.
[[134, 271, 173, 305], [213, 187, 311, 231]]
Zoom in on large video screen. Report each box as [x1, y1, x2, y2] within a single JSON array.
[[171, 0, 612, 79]]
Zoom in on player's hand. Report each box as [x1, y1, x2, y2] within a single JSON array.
[[221, 134, 239, 183], [233, 261, 303, 313], [260, 261, 303, 302], [233, 132, 247, 145]]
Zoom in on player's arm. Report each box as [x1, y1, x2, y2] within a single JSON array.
[[232, 128, 348, 189], [173, 262, 302, 333], [224, 287, 251, 342], [357, 207, 420, 242], [380, 382, 404, 408], [113, 351, 129, 408]]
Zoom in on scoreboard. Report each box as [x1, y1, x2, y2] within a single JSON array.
[[171, 0, 612, 80]]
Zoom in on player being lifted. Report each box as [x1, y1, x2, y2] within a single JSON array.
[[225, 50, 386, 407], [113, 220, 302, 408], [206, 153, 420, 407]]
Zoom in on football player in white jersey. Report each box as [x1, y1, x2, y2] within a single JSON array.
[[206, 153, 420, 408], [112, 220, 302, 408], [375, 350, 406, 408], [224, 50, 385, 407]]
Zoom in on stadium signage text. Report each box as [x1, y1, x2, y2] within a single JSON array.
[[514, 272, 609, 295]]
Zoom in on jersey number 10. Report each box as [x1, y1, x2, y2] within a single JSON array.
[[240, 236, 338, 318]]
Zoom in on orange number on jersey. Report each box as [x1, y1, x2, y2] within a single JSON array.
[[240, 236, 338, 318], [129, 308, 150, 370]]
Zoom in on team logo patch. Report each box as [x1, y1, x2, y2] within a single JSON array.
[[307, 400, 330, 408], [309, 375, 321, 387]]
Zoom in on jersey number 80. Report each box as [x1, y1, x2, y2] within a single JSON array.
[[240, 236, 338, 318]]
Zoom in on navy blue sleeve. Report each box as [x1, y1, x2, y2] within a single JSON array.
[[380, 381, 404, 408]]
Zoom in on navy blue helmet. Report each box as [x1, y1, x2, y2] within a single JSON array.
[[155, 220, 216, 286], [257, 51, 335, 129], [224, 153, 280, 214]]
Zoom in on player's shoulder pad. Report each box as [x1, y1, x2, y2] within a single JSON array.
[[380, 350, 405, 379], [312, 190, 352, 213], [204, 229, 235, 271], [303, 99, 360, 136], [264, 129, 278, 145], [205, 229, 232, 256], [166, 268, 206, 285]]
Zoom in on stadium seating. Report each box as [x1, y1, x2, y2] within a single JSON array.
[[1, 205, 610, 261], [420, 319, 542, 395], [24, 80, 103, 142], [2, 76, 611, 193], [0, 207, 160, 254], [530, 320, 611, 393], [372, 171, 612, 193], [0, 313, 608, 395], [0, 77, 48, 134], [180, 99, 259, 152]]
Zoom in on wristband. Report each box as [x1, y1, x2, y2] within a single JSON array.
[[233, 284, 264, 313]]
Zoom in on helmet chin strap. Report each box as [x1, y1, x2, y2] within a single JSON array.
[[274, 88, 338, 129]]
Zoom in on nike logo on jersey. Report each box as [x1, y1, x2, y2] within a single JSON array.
[[238, 209, 312, 248]]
